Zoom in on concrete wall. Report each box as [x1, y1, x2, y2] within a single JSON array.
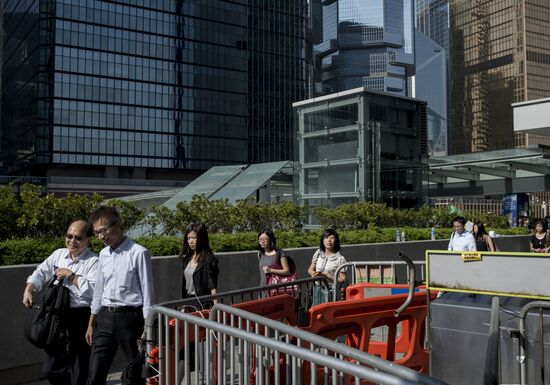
[[0, 236, 529, 383]]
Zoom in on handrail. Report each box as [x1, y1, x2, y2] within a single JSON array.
[[210, 303, 449, 385], [332, 260, 426, 300], [394, 252, 419, 317], [518, 301, 550, 385], [145, 305, 433, 385], [157, 276, 331, 309]]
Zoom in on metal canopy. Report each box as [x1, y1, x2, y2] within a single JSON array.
[[209, 161, 290, 203], [425, 146, 550, 195]]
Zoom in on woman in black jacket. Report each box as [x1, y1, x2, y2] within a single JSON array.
[[179, 222, 219, 310]]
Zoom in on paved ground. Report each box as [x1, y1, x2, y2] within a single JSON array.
[[23, 369, 123, 385]]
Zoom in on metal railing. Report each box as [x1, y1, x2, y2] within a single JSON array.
[[332, 260, 426, 300], [145, 303, 447, 385], [209, 303, 448, 385], [158, 276, 331, 312]]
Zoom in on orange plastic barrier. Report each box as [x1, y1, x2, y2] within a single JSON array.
[[301, 291, 435, 385], [233, 294, 297, 326]]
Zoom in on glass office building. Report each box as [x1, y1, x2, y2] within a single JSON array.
[[415, 31, 447, 157], [293, 87, 427, 224], [415, 0, 449, 156], [416, 0, 449, 58], [313, 0, 415, 97], [1, 0, 308, 179], [449, 0, 550, 154]]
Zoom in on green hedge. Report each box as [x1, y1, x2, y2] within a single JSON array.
[[0, 227, 529, 266]]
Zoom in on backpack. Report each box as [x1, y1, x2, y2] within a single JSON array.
[[25, 276, 71, 352]]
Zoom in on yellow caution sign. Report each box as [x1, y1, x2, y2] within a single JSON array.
[[461, 252, 482, 262]]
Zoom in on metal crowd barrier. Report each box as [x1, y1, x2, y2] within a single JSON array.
[[209, 303, 447, 385], [158, 276, 331, 312], [144, 303, 447, 385], [332, 260, 426, 300]]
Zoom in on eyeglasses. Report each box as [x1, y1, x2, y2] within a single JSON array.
[[66, 234, 84, 241], [258, 236, 269, 241], [93, 220, 117, 236]]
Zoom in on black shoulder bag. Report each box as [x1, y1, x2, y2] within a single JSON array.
[[25, 276, 71, 351]]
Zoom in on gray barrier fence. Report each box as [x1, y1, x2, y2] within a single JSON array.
[[145, 303, 448, 385]]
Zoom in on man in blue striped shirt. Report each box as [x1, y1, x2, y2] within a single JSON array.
[[85, 206, 155, 385]]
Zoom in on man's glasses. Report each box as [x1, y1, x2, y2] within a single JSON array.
[[93, 220, 117, 236], [66, 234, 84, 241]]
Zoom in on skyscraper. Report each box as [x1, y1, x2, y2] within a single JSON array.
[[414, 31, 447, 156], [1, 1, 308, 180], [416, 0, 449, 156], [313, 0, 415, 97], [449, 0, 550, 154], [416, 0, 449, 57]]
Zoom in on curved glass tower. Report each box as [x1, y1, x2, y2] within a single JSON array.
[[314, 0, 415, 97]]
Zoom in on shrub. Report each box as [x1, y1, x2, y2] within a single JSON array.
[[0, 238, 64, 265]]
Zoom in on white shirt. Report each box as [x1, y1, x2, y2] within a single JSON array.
[[27, 248, 98, 308], [312, 249, 347, 285], [447, 231, 477, 251], [91, 237, 155, 318]]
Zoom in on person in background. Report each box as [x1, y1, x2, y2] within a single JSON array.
[[179, 223, 219, 310], [448, 216, 476, 251], [307, 229, 347, 285], [529, 220, 550, 253], [86, 206, 155, 385], [257, 228, 290, 286], [23, 220, 98, 385], [472, 222, 496, 251]]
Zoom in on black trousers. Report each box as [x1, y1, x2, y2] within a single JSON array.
[[43, 307, 91, 385], [87, 308, 144, 385]]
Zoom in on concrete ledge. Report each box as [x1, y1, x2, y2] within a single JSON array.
[[1, 236, 529, 384]]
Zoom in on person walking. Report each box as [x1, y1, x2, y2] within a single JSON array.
[[307, 228, 347, 285], [86, 206, 155, 385], [529, 220, 550, 253], [447, 216, 476, 251], [23, 220, 98, 385], [307, 229, 347, 304], [473, 221, 497, 252], [180, 223, 219, 310], [257, 228, 290, 287], [178, 223, 219, 382]]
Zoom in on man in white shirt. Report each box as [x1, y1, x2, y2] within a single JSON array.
[[86, 206, 155, 385], [23, 220, 98, 385], [448, 216, 477, 251]]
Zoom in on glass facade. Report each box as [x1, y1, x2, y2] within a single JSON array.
[[416, 0, 449, 57], [314, 0, 415, 97], [294, 88, 427, 224], [415, 30, 448, 157], [1, 0, 308, 177], [449, 0, 550, 154], [415, 0, 449, 156]]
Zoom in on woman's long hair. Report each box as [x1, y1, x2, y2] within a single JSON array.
[[179, 223, 213, 263], [319, 228, 341, 252], [473, 221, 488, 240], [257, 228, 277, 253]]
